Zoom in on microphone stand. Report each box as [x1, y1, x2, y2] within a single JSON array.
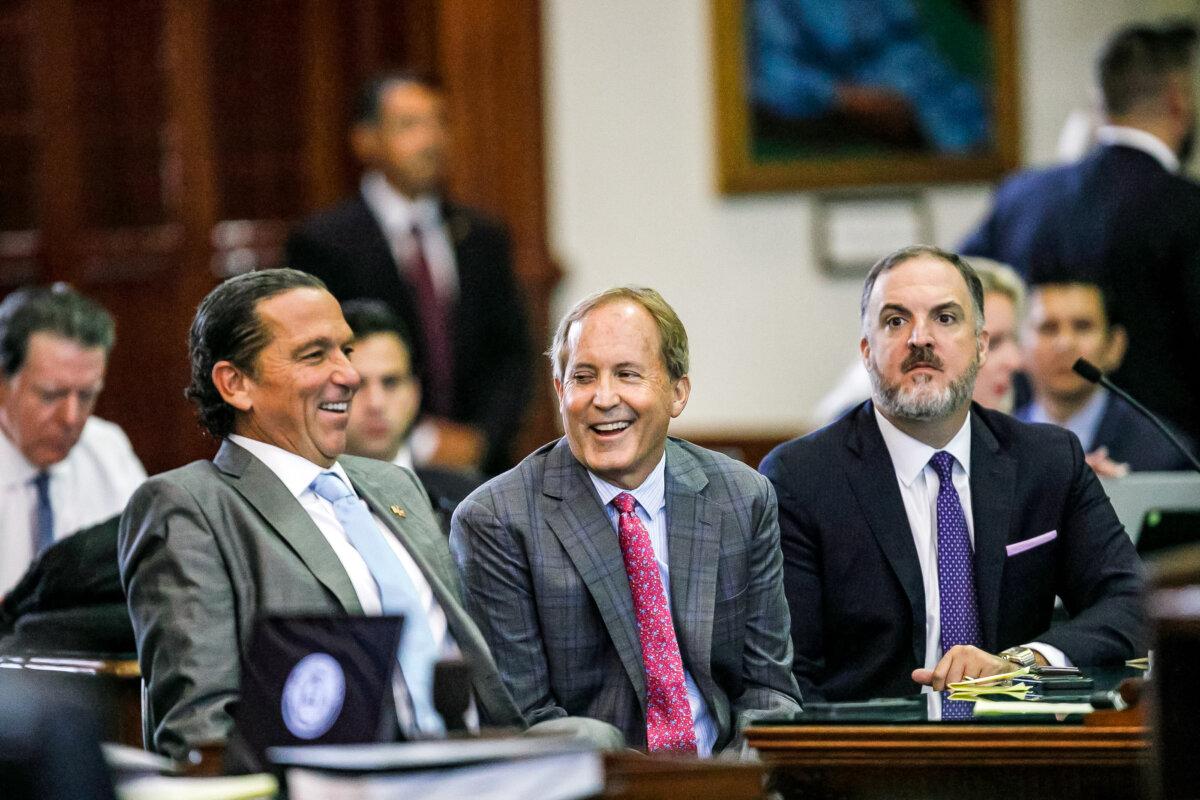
[[1072, 358, 1200, 475]]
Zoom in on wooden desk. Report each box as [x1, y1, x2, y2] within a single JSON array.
[[746, 713, 1148, 800], [0, 654, 142, 748], [602, 752, 764, 799]]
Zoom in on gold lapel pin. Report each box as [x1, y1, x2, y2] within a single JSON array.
[[390, 504, 407, 519]]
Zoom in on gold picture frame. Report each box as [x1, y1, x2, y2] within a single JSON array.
[[713, 0, 1020, 193]]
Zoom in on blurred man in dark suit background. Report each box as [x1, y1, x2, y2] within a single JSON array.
[[1015, 280, 1196, 475], [962, 20, 1200, 443], [286, 72, 533, 475]]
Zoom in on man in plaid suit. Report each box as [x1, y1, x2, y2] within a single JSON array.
[[451, 287, 801, 755]]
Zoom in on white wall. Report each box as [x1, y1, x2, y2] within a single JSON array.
[[542, 0, 1200, 435]]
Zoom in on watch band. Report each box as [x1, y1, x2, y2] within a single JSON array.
[[999, 646, 1036, 668]]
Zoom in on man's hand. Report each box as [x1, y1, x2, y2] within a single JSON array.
[[1085, 446, 1130, 478], [912, 645, 1012, 691]]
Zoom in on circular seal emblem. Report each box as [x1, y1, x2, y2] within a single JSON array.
[[281, 652, 346, 740]]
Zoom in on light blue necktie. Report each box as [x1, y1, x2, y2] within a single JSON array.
[[310, 471, 444, 734], [32, 471, 54, 556]]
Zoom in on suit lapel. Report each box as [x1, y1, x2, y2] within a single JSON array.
[[214, 441, 362, 614], [846, 404, 927, 665], [348, 463, 457, 602], [541, 440, 648, 706], [663, 441, 719, 692], [968, 410, 1016, 652]]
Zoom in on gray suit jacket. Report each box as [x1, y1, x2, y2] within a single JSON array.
[[118, 440, 522, 760], [449, 437, 802, 752]]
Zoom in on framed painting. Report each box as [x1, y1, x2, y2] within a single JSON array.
[[713, 0, 1020, 192]]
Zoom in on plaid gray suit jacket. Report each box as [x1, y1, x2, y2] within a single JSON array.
[[450, 437, 801, 752]]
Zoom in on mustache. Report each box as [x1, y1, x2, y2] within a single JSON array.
[[901, 346, 943, 372]]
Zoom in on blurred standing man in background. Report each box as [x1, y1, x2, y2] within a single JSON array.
[[286, 72, 533, 475], [961, 20, 1200, 442], [0, 286, 145, 595]]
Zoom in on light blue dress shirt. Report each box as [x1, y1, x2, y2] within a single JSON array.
[[1021, 388, 1109, 453]]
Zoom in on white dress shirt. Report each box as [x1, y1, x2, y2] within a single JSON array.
[[588, 454, 718, 757], [390, 443, 415, 471], [1, 417, 146, 594], [360, 171, 458, 301], [872, 409, 1068, 676], [1096, 125, 1180, 173], [228, 435, 462, 734]]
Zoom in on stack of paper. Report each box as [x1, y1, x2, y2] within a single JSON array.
[[972, 698, 1094, 716], [945, 666, 1031, 701]]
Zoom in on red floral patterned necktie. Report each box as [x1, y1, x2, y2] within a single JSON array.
[[612, 492, 697, 753]]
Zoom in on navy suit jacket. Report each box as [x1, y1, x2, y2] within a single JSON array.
[[961, 144, 1200, 442], [760, 402, 1145, 702], [285, 194, 533, 473], [1015, 392, 1197, 473]]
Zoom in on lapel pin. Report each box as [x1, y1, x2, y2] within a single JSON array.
[[390, 504, 407, 519]]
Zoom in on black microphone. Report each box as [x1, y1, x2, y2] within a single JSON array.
[[1072, 358, 1200, 475]]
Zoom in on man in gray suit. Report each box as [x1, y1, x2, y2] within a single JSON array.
[[119, 269, 523, 760], [451, 287, 801, 755]]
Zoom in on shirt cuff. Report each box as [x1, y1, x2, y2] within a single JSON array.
[[1024, 641, 1072, 668]]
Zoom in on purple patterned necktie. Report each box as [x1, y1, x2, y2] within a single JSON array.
[[930, 451, 982, 654]]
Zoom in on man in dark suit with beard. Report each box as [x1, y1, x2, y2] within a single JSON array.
[[761, 247, 1144, 704], [961, 20, 1200, 443], [286, 72, 532, 475]]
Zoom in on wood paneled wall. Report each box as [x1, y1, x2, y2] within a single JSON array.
[[0, 0, 558, 474]]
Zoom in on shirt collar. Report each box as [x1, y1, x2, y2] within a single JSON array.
[[587, 452, 668, 520], [1024, 387, 1109, 452], [228, 434, 354, 499], [873, 406, 972, 487], [390, 443, 415, 471], [1096, 125, 1180, 173], [360, 171, 441, 235]]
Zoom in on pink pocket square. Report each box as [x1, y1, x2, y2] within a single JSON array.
[[1006, 530, 1057, 557]]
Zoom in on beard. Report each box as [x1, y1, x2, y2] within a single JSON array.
[[867, 345, 980, 421]]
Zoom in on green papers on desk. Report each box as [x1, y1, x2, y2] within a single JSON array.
[[116, 774, 278, 800]]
